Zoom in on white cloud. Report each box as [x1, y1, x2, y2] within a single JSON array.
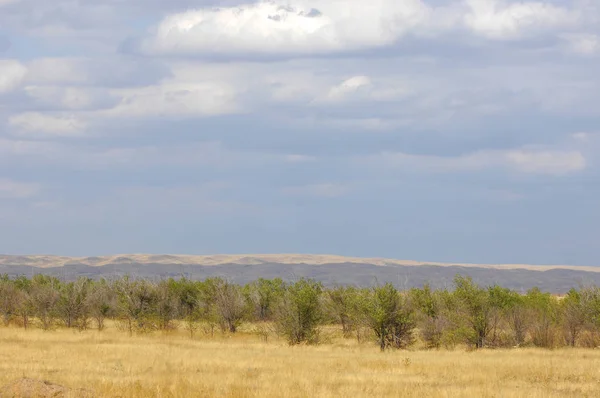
[[141, 0, 434, 55], [561, 33, 600, 56], [0, 178, 40, 199], [325, 75, 372, 101], [505, 150, 586, 175], [139, 0, 585, 56], [0, 60, 27, 93], [464, 0, 578, 40], [104, 81, 239, 117], [314, 75, 410, 105], [9, 112, 87, 137]]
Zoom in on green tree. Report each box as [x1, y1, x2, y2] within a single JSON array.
[[326, 286, 358, 337], [525, 288, 560, 348], [243, 278, 285, 322], [410, 284, 449, 348], [275, 279, 324, 345], [453, 276, 492, 349], [364, 283, 415, 351]]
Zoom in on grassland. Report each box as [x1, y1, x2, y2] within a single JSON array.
[[1, 325, 599, 397]]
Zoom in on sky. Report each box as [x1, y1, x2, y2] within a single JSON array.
[[0, 0, 599, 265]]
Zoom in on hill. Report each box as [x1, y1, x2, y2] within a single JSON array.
[[0, 254, 598, 293]]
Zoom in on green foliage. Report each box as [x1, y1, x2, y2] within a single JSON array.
[[453, 276, 493, 348], [525, 288, 560, 348], [2, 273, 600, 350], [410, 285, 450, 348], [326, 286, 359, 337], [275, 279, 323, 345], [243, 278, 285, 322], [362, 283, 415, 351]]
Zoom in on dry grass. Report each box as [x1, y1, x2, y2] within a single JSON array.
[[1, 325, 600, 397]]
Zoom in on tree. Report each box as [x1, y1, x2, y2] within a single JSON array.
[[171, 278, 202, 338], [30, 275, 60, 330], [156, 280, 180, 331], [326, 286, 358, 337], [275, 279, 323, 345], [243, 278, 285, 322], [56, 278, 91, 330], [213, 279, 246, 333], [453, 276, 492, 349], [526, 288, 560, 348], [561, 288, 586, 347], [503, 291, 530, 346], [13, 276, 33, 329], [115, 277, 159, 335], [487, 285, 521, 347], [363, 283, 415, 351], [0, 278, 19, 326], [410, 285, 450, 348], [87, 279, 116, 331]]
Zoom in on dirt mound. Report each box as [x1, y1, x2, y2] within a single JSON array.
[[0, 378, 92, 398]]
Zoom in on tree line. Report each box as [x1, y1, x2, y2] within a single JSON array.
[[1, 274, 600, 350]]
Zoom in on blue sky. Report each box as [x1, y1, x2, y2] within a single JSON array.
[[0, 0, 599, 264]]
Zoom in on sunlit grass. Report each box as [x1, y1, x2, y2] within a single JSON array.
[[1, 324, 599, 397]]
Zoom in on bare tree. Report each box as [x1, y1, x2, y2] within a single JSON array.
[[214, 279, 246, 333], [0, 279, 19, 326], [56, 278, 91, 330], [30, 278, 60, 330], [87, 280, 116, 331]]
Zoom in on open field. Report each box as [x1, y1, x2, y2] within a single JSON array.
[[1, 326, 600, 398]]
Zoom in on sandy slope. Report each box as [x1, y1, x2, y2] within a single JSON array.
[[0, 253, 598, 273]]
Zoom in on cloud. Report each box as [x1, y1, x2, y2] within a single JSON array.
[[505, 150, 586, 175], [139, 0, 436, 56], [0, 178, 40, 199], [104, 81, 239, 117], [137, 0, 587, 57], [324, 75, 372, 102], [25, 58, 90, 85], [375, 148, 586, 176], [316, 75, 410, 104], [0, 60, 27, 93], [8, 112, 87, 137], [24, 86, 116, 110], [25, 57, 170, 87], [463, 0, 578, 40], [0, 0, 20, 6], [561, 33, 600, 56]]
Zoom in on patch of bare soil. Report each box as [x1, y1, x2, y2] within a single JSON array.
[[0, 378, 93, 398]]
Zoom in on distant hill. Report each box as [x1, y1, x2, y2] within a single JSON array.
[[0, 254, 598, 293]]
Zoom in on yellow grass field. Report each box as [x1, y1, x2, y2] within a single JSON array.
[[1, 326, 599, 398]]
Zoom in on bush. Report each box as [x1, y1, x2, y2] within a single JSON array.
[[275, 279, 323, 345], [362, 283, 415, 351]]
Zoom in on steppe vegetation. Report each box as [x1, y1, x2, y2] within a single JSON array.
[[1, 274, 600, 397]]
